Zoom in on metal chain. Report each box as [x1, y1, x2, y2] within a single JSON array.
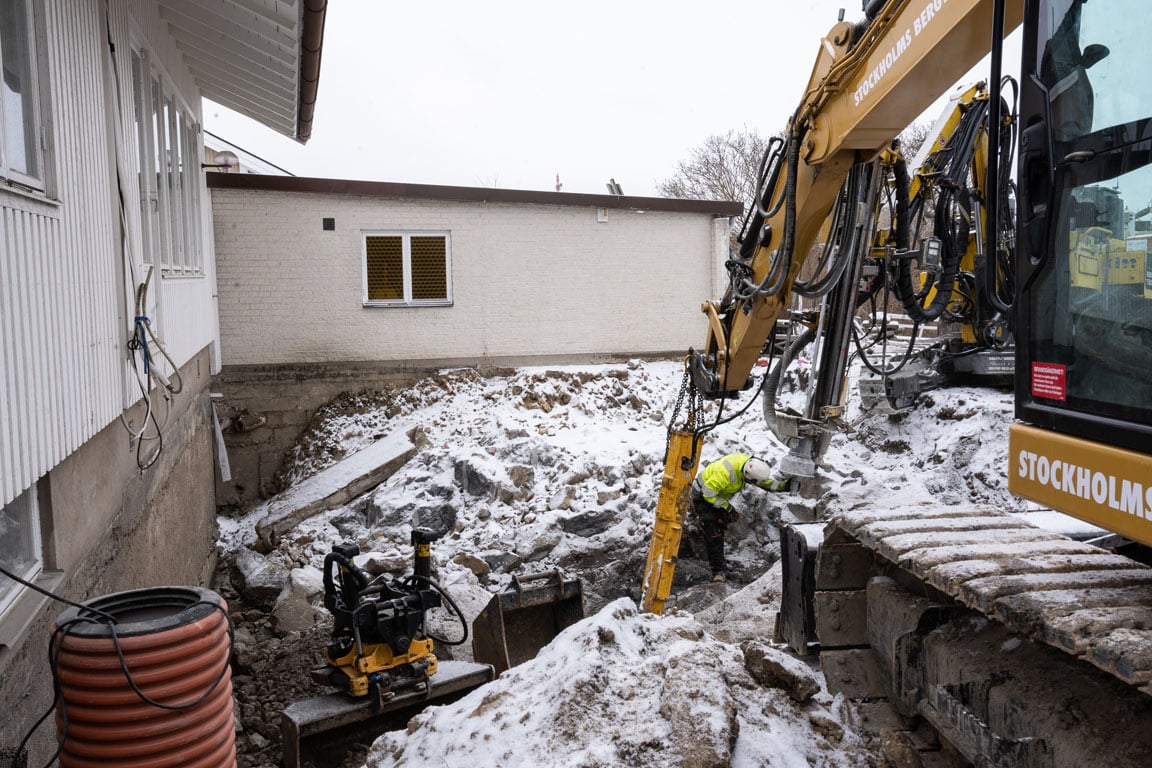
[[664, 365, 705, 461]]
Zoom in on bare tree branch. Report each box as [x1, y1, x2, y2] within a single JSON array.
[[658, 129, 773, 204]]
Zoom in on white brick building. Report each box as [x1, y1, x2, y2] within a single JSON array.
[[208, 175, 741, 366]]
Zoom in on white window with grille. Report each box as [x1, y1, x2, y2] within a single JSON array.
[[0, 485, 41, 615], [129, 46, 203, 275], [362, 231, 452, 307], [0, 0, 45, 190]]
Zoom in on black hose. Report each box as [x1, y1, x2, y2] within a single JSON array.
[[893, 155, 910, 253], [893, 101, 985, 322], [985, 0, 1011, 315], [763, 326, 818, 425], [735, 129, 803, 301], [404, 575, 469, 647]]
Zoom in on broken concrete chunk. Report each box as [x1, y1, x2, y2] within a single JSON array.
[[231, 548, 290, 611], [480, 550, 523, 573], [271, 567, 326, 633], [741, 640, 821, 702], [362, 551, 411, 576], [548, 488, 573, 510], [255, 432, 415, 548], [517, 530, 563, 562]]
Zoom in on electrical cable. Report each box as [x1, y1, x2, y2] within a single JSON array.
[[0, 564, 116, 621], [405, 574, 469, 647], [107, 601, 234, 710]]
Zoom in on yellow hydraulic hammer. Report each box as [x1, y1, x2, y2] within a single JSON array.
[[640, 429, 702, 614]]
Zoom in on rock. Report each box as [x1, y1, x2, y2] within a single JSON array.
[[271, 567, 326, 633], [362, 551, 411, 575], [328, 509, 363, 539], [364, 489, 413, 530], [231, 627, 258, 670], [414, 504, 457, 538], [596, 489, 622, 505], [659, 646, 740, 767], [452, 552, 491, 577], [741, 640, 821, 703], [455, 458, 495, 497], [507, 465, 535, 488], [481, 550, 523, 573], [548, 488, 573, 510], [558, 510, 615, 538], [807, 710, 845, 744], [517, 530, 563, 562], [231, 548, 289, 611]]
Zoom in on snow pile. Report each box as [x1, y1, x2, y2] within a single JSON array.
[[217, 356, 1038, 767], [367, 598, 872, 768]]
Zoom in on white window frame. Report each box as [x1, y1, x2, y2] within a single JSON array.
[[0, 0, 46, 191], [129, 44, 204, 276], [0, 485, 42, 617], [362, 230, 453, 307]]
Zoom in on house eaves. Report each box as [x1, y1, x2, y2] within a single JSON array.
[[205, 173, 746, 217], [156, 0, 326, 143]]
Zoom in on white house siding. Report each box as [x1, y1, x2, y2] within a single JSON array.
[[211, 188, 733, 366], [1, 2, 120, 506], [0, 1, 227, 761], [0, 0, 219, 508]]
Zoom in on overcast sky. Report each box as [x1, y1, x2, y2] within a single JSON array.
[[204, 0, 1017, 197]]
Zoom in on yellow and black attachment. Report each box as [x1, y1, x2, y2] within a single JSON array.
[[315, 529, 467, 700]]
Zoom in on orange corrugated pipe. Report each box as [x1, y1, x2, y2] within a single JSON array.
[[51, 586, 237, 768]]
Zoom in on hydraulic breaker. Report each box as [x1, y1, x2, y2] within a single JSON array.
[[640, 429, 702, 614]]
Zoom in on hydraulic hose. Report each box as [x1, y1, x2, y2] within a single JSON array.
[[893, 100, 985, 322], [984, 0, 1011, 315], [736, 129, 802, 302], [762, 326, 817, 437]]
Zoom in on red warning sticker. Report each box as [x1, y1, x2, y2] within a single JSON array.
[[1032, 362, 1067, 401]]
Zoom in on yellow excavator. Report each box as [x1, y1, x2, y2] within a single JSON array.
[[643, 0, 1152, 763]]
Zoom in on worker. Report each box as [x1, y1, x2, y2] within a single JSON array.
[[692, 453, 790, 582]]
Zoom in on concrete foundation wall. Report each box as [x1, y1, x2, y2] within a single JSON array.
[[0, 349, 218, 765], [212, 352, 675, 507]]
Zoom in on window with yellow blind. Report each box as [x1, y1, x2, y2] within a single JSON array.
[[363, 232, 452, 306]]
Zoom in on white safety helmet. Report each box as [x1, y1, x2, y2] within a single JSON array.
[[743, 457, 772, 483]]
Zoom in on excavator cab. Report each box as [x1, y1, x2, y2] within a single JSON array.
[[1011, 0, 1152, 543]]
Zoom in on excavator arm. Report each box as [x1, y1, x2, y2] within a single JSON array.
[[642, 0, 1023, 614], [694, 0, 1023, 399]]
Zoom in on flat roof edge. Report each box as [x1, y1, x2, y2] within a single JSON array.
[[205, 173, 744, 215]]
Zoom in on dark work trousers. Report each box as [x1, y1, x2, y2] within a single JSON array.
[[691, 490, 728, 575]]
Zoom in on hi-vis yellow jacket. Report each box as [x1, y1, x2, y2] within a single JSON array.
[[693, 453, 787, 509]]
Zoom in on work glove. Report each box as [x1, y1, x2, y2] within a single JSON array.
[[758, 477, 792, 492], [721, 506, 740, 525]]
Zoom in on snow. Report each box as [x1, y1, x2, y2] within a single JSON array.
[[217, 355, 1041, 767], [365, 598, 871, 768]]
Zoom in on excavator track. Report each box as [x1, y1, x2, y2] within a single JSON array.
[[781, 504, 1152, 767]]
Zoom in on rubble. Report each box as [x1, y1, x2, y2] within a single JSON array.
[[216, 359, 1024, 767]]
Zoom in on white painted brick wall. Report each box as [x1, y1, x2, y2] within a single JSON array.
[[211, 189, 731, 365]]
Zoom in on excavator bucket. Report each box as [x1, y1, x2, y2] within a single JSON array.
[[472, 570, 584, 674]]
